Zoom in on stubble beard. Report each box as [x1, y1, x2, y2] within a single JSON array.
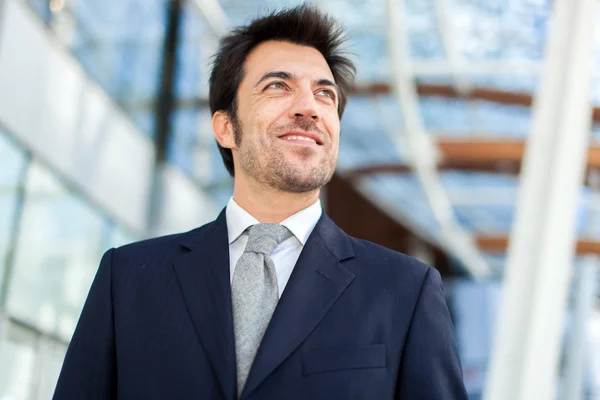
[[233, 117, 337, 194]]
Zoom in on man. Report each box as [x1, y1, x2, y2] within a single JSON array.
[[54, 5, 468, 400]]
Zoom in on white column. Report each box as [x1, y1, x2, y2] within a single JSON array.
[[562, 257, 598, 400], [483, 0, 597, 399]]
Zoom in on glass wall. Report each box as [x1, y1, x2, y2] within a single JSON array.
[[0, 133, 27, 298], [25, 0, 234, 208], [2, 153, 141, 341], [70, 0, 166, 136], [1, 1, 217, 398], [26, 0, 167, 137], [0, 321, 67, 400], [0, 128, 140, 399], [168, 2, 233, 206], [6, 160, 108, 341]]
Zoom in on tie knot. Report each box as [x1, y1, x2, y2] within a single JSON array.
[[244, 223, 293, 255]]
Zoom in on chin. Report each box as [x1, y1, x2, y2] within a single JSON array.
[[270, 167, 332, 193], [285, 155, 324, 170], [285, 145, 322, 160]]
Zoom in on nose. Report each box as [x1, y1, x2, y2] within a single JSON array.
[[289, 88, 321, 123]]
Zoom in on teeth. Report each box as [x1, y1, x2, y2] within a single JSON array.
[[283, 135, 316, 143]]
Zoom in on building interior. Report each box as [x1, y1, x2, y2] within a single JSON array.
[[0, 0, 599, 398]]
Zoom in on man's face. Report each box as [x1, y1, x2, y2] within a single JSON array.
[[232, 40, 341, 193]]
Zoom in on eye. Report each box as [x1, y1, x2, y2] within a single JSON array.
[[316, 89, 336, 100], [265, 81, 286, 90]]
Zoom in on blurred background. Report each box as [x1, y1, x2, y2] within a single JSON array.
[[0, 0, 599, 398]]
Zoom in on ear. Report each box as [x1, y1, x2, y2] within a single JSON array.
[[212, 111, 237, 149]]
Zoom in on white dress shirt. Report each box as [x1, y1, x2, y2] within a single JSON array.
[[226, 197, 322, 297]]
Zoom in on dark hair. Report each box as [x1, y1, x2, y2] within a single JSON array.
[[209, 4, 356, 176]]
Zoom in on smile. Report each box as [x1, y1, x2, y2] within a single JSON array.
[[282, 135, 317, 144], [278, 131, 323, 145]]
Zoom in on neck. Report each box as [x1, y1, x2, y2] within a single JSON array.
[[233, 176, 320, 223]]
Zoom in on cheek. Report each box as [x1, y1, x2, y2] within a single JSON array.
[[256, 99, 289, 124], [324, 117, 341, 144], [240, 113, 267, 144]]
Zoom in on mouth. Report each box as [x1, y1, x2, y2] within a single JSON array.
[[278, 131, 323, 146]]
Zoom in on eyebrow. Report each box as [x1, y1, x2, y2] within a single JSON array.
[[255, 70, 339, 95], [315, 78, 338, 93]]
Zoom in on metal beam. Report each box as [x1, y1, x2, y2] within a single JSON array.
[[432, 0, 472, 95], [385, 0, 491, 279], [476, 236, 600, 255], [190, 0, 229, 37], [351, 82, 537, 105], [352, 82, 600, 123], [344, 140, 600, 184], [154, 0, 184, 164], [408, 60, 540, 77]]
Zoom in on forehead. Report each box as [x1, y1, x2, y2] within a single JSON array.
[[242, 40, 335, 83]]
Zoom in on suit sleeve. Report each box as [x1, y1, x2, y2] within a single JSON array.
[[395, 267, 468, 400], [53, 248, 117, 399]]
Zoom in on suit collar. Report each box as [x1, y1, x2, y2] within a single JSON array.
[[312, 212, 355, 261], [178, 208, 226, 250], [174, 209, 237, 400]]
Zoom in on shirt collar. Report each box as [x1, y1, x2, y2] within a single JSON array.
[[226, 197, 322, 246]]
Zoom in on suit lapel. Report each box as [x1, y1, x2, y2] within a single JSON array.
[[173, 210, 237, 400], [241, 214, 356, 398]]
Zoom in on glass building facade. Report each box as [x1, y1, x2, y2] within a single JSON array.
[[0, 128, 140, 399]]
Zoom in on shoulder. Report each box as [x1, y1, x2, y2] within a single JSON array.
[[336, 234, 443, 312], [109, 219, 216, 265], [316, 214, 434, 285]]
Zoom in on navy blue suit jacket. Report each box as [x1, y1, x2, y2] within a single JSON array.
[[54, 210, 468, 399]]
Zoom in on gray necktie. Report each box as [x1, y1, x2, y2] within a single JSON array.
[[231, 223, 292, 394]]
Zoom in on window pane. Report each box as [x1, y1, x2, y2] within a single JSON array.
[[34, 336, 67, 400], [6, 161, 106, 341], [0, 132, 27, 300], [0, 322, 38, 400], [68, 0, 166, 135]]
